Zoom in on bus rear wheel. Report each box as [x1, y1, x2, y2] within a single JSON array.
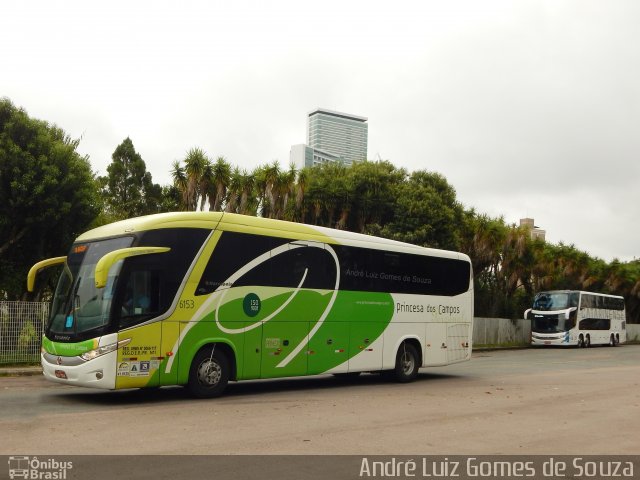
[[578, 334, 585, 348], [188, 347, 230, 398], [585, 335, 591, 348], [609, 334, 616, 347], [393, 343, 420, 383]]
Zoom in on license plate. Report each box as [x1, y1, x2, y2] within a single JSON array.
[[54, 370, 67, 379], [544, 341, 551, 345]]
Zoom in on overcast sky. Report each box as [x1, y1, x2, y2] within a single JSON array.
[[3, 0, 639, 262]]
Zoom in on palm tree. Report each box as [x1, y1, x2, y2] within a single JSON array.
[[294, 167, 309, 222], [210, 156, 231, 212], [262, 161, 281, 218], [224, 167, 242, 213], [280, 163, 297, 221], [199, 160, 213, 212], [238, 170, 256, 215], [183, 147, 208, 211], [170, 161, 188, 210]]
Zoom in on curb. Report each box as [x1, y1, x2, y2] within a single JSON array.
[[0, 367, 42, 377], [472, 345, 530, 352]]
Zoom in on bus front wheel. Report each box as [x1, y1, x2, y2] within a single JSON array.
[[188, 346, 230, 398], [393, 343, 420, 383]]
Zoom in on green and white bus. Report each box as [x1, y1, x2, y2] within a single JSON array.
[[28, 212, 474, 397], [525, 290, 626, 347]]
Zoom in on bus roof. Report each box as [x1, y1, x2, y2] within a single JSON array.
[[77, 212, 469, 262]]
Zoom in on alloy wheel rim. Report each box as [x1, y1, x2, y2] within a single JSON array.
[[402, 352, 414, 374], [198, 359, 222, 387]]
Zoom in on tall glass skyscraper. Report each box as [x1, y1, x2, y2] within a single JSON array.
[[307, 108, 368, 165]]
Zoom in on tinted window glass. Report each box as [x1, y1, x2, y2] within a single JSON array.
[[271, 245, 336, 290], [196, 232, 470, 297], [113, 228, 210, 327], [579, 318, 611, 330], [337, 245, 470, 296], [196, 233, 337, 294], [581, 294, 595, 309], [196, 233, 286, 295]]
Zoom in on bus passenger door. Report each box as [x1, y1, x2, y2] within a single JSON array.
[[160, 320, 180, 386], [116, 322, 161, 389]]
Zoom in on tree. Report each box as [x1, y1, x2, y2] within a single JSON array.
[[0, 98, 100, 299], [183, 147, 208, 211], [170, 160, 189, 210], [351, 161, 405, 233], [100, 137, 162, 219], [379, 170, 462, 249], [209, 156, 231, 212]]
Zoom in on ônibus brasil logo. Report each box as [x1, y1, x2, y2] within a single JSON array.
[[8, 456, 73, 479]]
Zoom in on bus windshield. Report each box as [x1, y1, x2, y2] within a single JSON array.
[[532, 292, 578, 311], [531, 314, 576, 333], [48, 237, 133, 337]]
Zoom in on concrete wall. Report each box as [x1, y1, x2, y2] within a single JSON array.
[[473, 318, 531, 346], [627, 324, 640, 342], [473, 318, 640, 346]]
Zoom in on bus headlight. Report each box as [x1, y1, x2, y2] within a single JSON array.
[[81, 338, 131, 361]]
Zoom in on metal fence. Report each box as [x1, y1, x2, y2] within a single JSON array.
[[0, 301, 49, 365]]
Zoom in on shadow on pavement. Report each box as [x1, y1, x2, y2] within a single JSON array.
[[54, 370, 462, 406]]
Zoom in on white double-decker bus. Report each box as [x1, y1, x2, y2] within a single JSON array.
[[525, 290, 626, 347]]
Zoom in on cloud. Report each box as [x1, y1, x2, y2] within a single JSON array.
[[2, 0, 639, 261]]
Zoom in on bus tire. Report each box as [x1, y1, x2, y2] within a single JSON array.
[[578, 334, 585, 348], [393, 342, 420, 383], [615, 334, 620, 346], [187, 346, 230, 398], [609, 334, 616, 347], [585, 335, 591, 348]]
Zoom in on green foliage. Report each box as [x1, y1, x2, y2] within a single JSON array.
[[167, 154, 639, 322], [303, 160, 406, 233], [379, 170, 464, 250], [99, 137, 163, 219], [2, 97, 637, 321], [0, 98, 100, 299]]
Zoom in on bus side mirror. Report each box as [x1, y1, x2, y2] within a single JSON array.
[[94, 247, 170, 288], [524, 308, 531, 320], [27, 257, 67, 292]]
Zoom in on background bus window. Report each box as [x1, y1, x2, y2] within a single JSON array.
[[579, 318, 611, 330]]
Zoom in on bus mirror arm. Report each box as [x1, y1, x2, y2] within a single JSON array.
[[27, 257, 67, 292], [94, 247, 171, 289]]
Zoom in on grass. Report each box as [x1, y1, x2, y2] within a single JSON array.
[[0, 353, 40, 366]]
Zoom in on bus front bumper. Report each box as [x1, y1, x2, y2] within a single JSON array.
[[531, 332, 571, 346], [41, 350, 117, 389]]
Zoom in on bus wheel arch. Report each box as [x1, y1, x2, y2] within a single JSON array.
[[187, 343, 235, 398], [392, 340, 421, 383]]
